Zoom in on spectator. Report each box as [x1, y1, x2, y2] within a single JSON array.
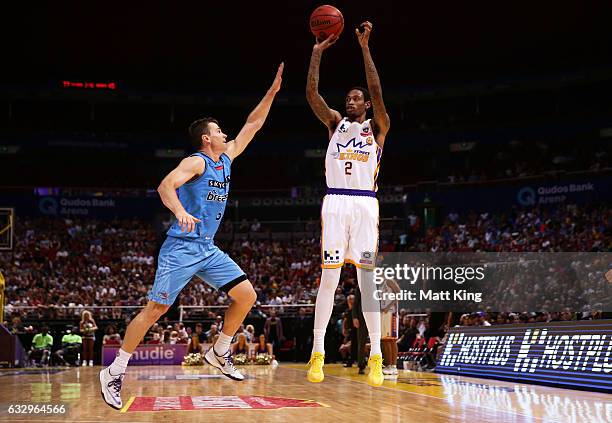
[[103, 325, 121, 345], [293, 307, 311, 362], [187, 329, 202, 354], [397, 317, 418, 352], [245, 324, 255, 343], [232, 333, 250, 356], [264, 308, 284, 355], [194, 323, 206, 344], [206, 324, 219, 343], [29, 326, 53, 366], [54, 326, 83, 366], [80, 310, 98, 366], [254, 334, 274, 359]]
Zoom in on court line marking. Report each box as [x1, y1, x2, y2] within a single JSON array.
[[4, 420, 151, 423], [283, 366, 545, 422], [120, 395, 135, 413]]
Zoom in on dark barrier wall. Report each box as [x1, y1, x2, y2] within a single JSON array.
[[3, 175, 612, 219], [436, 320, 612, 392]]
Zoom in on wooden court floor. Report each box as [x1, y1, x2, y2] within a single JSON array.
[[0, 363, 610, 422]]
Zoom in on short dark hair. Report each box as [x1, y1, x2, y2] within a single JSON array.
[[347, 86, 370, 102], [188, 117, 218, 150]]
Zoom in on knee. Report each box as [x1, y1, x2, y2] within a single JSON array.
[[230, 281, 257, 306], [243, 285, 257, 306], [144, 302, 170, 321]]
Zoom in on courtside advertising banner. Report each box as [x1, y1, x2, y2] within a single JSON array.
[[435, 320, 612, 392], [102, 344, 187, 366]]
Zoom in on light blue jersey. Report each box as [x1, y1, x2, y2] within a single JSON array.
[[149, 151, 246, 305], [166, 152, 231, 242]]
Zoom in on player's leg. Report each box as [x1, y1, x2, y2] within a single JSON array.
[[197, 245, 254, 381], [120, 301, 171, 354], [308, 195, 348, 382], [99, 237, 198, 409], [215, 280, 256, 354], [348, 197, 383, 386]]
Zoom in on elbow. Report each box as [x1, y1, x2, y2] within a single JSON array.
[[305, 86, 317, 100], [157, 181, 169, 195], [246, 119, 263, 132]]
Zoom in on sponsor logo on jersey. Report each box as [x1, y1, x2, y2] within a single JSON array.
[[338, 151, 369, 162], [206, 191, 228, 202], [336, 137, 368, 152], [208, 180, 227, 189], [360, 123, 371, 136], [359, 251, 376, 267], [214, 165, 224, 170], [323, 249, 341, 264]]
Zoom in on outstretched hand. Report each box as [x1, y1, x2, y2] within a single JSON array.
[[268, 62, 284, 94], [355, 21, 372, 48], [313, 33, 339, 52]]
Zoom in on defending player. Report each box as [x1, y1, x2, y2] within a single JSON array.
[[305, 22, 390, 387], [99, 63, 283, 410]]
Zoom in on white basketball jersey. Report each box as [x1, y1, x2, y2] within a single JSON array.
[[325, 118, 382, 191]]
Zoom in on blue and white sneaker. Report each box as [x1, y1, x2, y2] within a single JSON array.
[[99, 367, 124, 410], [204, 347, 245, 381]]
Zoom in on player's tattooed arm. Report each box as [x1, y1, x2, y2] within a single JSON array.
[[356, 21, 390, 145], [306, 36, 342, 134], [157, 156, 204, 233], [226, 63, 284, 161]]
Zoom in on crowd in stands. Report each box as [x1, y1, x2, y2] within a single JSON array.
[[400, 204, 610, 252], [1, 203, 609, 317]]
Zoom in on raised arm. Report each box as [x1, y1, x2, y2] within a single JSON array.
[[225, 63, 284, 161], [356, 21, 390, 145], [157, 156, 204, 233], [306, 35, 342, 134]]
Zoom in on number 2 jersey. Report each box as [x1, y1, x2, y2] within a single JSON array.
[[325, 117, 382, 192], [321, 118, 382, 269]]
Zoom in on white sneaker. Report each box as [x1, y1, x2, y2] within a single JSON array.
[[383, 365, 399, 378], [82, 361, 87, 367], [99, 367, 124, 410], [204, 347, 245, 381], [89, 360, 94, 367]]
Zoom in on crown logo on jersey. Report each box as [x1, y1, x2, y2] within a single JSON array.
[[336, 137, 368, 152]]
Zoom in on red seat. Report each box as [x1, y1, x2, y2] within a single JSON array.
[[279, 339, 294, 352]]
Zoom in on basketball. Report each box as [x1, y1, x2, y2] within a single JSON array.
[[309, 5, 344, 41]]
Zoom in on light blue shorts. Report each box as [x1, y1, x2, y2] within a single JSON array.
[[148, 236, 247, 305]]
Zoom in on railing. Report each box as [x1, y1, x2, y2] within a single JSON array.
[[178, 304, 314, 322], [5, 304, 315, 323]]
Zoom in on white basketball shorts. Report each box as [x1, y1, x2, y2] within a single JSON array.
[[320, 194, 379, 269]]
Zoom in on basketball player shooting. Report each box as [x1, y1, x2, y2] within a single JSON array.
[[99, 63, 283, 410], [305, 21, 390, 387]]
